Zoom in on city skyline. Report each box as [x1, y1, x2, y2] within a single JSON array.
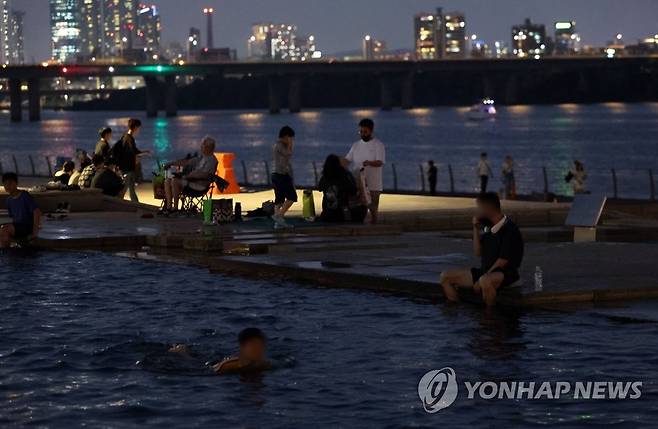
[[9, 0, 658, 62]]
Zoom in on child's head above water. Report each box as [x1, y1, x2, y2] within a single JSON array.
[[238, 328, 267, 362], [2, 172, 18, 193]]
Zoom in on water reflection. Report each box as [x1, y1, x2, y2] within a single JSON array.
[[152, 118, 170, 159], [602, 102, 627, 113], [238, 112, 265, 127], [298, 111, 321, 123], [558, 103, 581, 114], [442, 305, 526, 362], [506, 105, 533, 115]]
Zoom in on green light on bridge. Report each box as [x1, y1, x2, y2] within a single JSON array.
[[134, 64, 178, 74]]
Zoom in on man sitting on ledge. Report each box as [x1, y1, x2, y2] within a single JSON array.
[[440, 192, 524, 307], [162, 136, 219, 213]]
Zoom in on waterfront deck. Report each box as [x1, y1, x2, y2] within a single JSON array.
[[2, 186, 657, 308]]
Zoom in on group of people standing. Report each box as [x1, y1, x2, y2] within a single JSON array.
[[433, 153, 587, 198], [51, 118, 151, 202], [476, 152, 517, 199], [270, 118, 386, 229]]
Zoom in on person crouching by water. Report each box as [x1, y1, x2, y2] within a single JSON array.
[[169, 328, 271, 375], [271, 126, 297, 229], [1, 173, 41, 248], [439, 192, 524, 307], [91, 159, 125, 198], [162, 136, 219, 214], [318, 154, 360, 223]]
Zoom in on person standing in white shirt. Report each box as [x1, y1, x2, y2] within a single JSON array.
[[477, 152, 493, 194], [344, 118, 386, 224]]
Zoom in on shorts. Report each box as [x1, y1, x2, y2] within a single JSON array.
[[271, 173, 297, 204], [471, 267, 520, 289], [13, 223, 33, 240]]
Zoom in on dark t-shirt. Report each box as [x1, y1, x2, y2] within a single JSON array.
[[111, 134, 140, 173], [7, 191, 37, 226], [480, 219, 524, 273]]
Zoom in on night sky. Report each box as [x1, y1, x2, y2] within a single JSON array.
[[16, 0, 658, 62]]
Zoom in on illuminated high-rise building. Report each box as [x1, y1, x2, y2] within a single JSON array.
[[512, 18, 547, 58], [0, 0, 10, 65], [102, 0, 138, 56], [187, 27, 201, 60], [444, 11, 466, 57], [9, 9, 24, 64], [493, 41, 509, 58], [247, 24, 270, 60], [414, 9, 443, 60], [469, 35, 488, 58], [49, 0, 82, 63], [247, 24, 319, 61], [136, 4, 161, 52], [554, 21, 579, 55], [363, 35, 386, 60], [80, 0, 102, 58]]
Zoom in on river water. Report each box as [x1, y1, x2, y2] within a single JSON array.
[[1, 103, 657, 197], [1, 252, 656, 427]]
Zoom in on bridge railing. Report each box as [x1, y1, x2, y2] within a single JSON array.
[[238, 159, 657, 201], [1, 153, 655, 201]]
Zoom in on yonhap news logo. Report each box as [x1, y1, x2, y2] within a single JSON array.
[[418, 368, 642, 413], [417, 367, 459, 413]]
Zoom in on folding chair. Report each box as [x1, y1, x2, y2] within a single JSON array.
[[179, 175, 230, 214]]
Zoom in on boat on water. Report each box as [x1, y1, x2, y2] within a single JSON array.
[[467, 98, 497, 121]]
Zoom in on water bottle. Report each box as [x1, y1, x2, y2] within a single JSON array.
[[534, 266, 543, 292], [234, 202, 242, 222]]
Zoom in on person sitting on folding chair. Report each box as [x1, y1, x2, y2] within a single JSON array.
[[162, 136, 219, 214]]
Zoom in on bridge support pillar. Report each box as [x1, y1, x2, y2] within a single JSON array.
[[504, 74, 519, 105], [380, 74, 393, 111], [482, 75, 495, 98], [401, 73, 414, 110], [578, 71, 590, 95], [145, 76, 159, 118], [9, 78, 22, 122], [288, 75, 302, 113], [268, 75, 281, 114], [165, 76, 177, 117], [28, 78, 41, 122]]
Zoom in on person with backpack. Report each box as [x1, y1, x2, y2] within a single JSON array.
[[111, 119, 150, 202]]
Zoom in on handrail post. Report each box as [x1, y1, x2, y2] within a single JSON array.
[[391, 163, 398, 191], [611, 168, 618, 199], [28, 155, 36, 176], [46, 156, 53, 177], [12, 155, 19, 175], [263, 160, 271, 185], [542, 166, 549, 201], [448, 164, 455, 194], [312, 161, 319, 187], [241, 160, 249, 185], [649, 169, 655, 201], [419, 164, 426, 193]]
